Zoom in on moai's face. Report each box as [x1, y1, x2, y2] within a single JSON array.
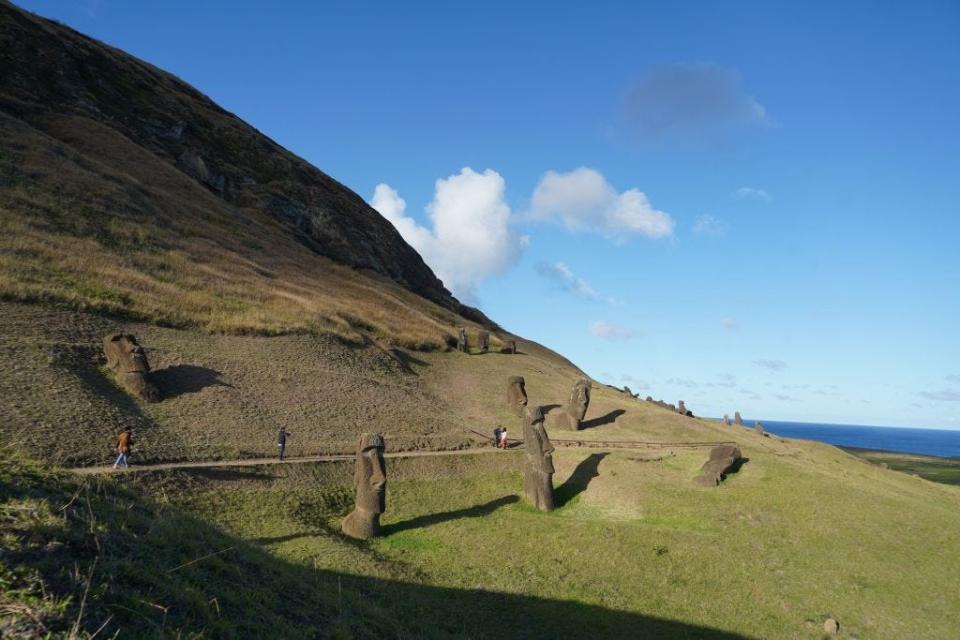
[[509, 377, 528, 413], [109, 334, 149, 373], [355, 434, 386, 513], [570, 380, 590, 420]]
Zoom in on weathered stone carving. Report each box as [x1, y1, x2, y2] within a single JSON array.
[[722, 414, 731, 426], [457, 328, 468, 352], [500, 339, 517, 354], [623, 385, 633, 397], [693, 444, 742, 487], [552, 379, 591, 430], [341, 433, 387, 539], [103, 334, 159, 402], [753, 421, 767, 436], [478, 330, 490, 353], [523, 405, 555, 511], [506, 376, 528, 416], [734, 411, 743, 426], [677, 400, 693, 417], [645, 396, 653, 402]]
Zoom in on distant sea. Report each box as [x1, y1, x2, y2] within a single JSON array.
[[740, 420, 960, 458]]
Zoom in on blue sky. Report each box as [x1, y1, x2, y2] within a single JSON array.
[[19, 1, 960, 428]]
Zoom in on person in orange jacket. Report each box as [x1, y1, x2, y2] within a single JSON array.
[[113, 427, 133, 468]]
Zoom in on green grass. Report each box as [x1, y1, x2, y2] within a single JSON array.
[[842, 447, 960, 486]]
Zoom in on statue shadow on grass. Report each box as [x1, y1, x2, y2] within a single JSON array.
[[382, 494, 520, 535], [579, 409, 626, 430], [554, 452, 608, 507], [150, 364, 232, 399]]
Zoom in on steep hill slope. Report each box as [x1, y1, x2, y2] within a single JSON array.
[[0, 1, 497, 343]]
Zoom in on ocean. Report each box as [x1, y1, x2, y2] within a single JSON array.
[[740, 420, 960, 458]]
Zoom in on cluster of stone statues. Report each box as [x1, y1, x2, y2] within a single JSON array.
[[721, 411, 744, 426], [644, 396, 694, 417], [456, 327, 516, 354], [103, 333, 159, 402]]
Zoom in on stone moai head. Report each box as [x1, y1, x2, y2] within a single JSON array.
[[507, 376, 528, 416], [567, 378, 591, 424], [523, 405, 556, 511], [645, 396, 653, 402], [723, 414, 731, 426], [104, 334, 150, 373], [457, 328, 468, 352], [734, 411, 743, 425], [677, 400, 687, 415], [693, 444, 742, 487], [103, 333, 159, 402], [753, 421, 766, 436], [478, 330, 490, 352], [341, 433, 387, 539], [500, 339, 517, 354]]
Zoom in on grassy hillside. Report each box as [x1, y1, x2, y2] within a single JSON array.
[[842, 448, 960, 486], [5, 439, 960, 638]]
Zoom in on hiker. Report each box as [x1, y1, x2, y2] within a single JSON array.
[[499, 427, 508, 449], [278, 427, 290, 460], [113, 427, 133, 469], [493, 426, 503, 447]]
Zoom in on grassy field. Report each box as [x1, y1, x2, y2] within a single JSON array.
[[842, 447, 960, 486], [6, 441, 960, 638]]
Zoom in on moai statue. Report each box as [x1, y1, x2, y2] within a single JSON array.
[[103, 334, 159, 402], [753, 421, 767, 436], [457, 328, 468, 353], [500, 339, 517, 354], [623, 386, 633, 397], [677, 400, 687, 415], [478, 330, 490, 353], [645, 396, 653, 402], [734, 411, 743, 426], [693, 444, 742, 487], [722, 414, 731, 426], [523, 405, 555, 511], [341, 433, 387, 540], [506, 376, 528, 417], [556, 378, 591, 430]]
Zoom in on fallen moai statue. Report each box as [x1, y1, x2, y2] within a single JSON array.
[[341, 433, 387, 539], [506, 376, 528, 417], [478, 329, 490, 353], [693, 444, 743, 487], [554, 378, 591, 430], [103, 333, 159, 402], [523, 405, 555, 511]]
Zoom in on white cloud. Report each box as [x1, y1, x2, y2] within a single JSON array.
[[666, 377, 699, 388], [693, 214, 727, 235], [371, 168, 522, 301], [722, 318, 738, 331], [529, 167, 674, 240], [589, 320, 637, 341], [946, 374, 960, 383], [535, 261, 618, 304], [918, 389, 960, 402], [620, 374, 649, 390], [753, 359, 787, 372], [733, 186, 771, 202], [620, 63, 771, 145]]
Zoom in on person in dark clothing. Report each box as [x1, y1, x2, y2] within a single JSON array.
[[277, 428, 291, 460], [493, 426, 503, 447]]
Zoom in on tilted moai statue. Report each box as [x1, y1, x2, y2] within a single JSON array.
[[478, 330, 490, 353], [734, 411, 743, 426], [341, 433, 387, 540], [722, 414, 731, 426], [500, 339, 517, 354], [693, 444, 742, 487], [457, 328, 468, 352], [506, 376, 528, 417], [623, 386, 633, 397], [557, 378, 590, 431], [523, 405, 555, 511], [103, 334, 159, 402]]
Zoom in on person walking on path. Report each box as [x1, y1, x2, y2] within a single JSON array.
[[113, 427, 133, 468], [499, 427, 508, 449], [278, 428, 291, 461]]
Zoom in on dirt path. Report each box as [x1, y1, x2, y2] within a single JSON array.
[[70, 446, 512, 475]]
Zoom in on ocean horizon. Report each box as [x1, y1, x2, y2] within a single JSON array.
[[735, 419, 960, 458]]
